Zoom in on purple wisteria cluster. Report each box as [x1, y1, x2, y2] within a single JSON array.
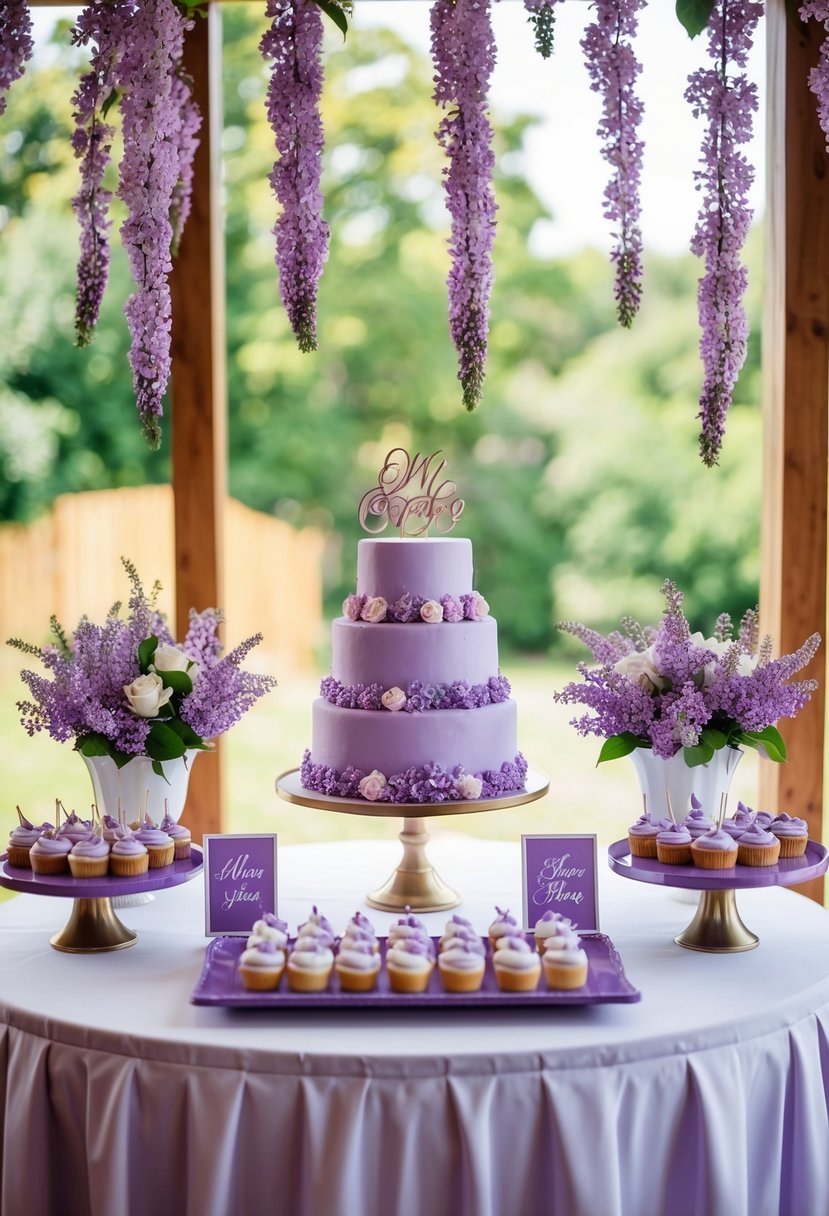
[[555, 579, 820, 761], [168, 70, 202, 256], [300, 749, 528, 804], [261, 0, 329, 354], [686, 0, 762, 467], [7, 559, 277, 765], [430, 0, 497, 412], [320, 674, 511, 712], [800, 2, 829, 148], [0, 0, 32, 118], [342, 591, 489, 624], [581, 0, 645, 329]]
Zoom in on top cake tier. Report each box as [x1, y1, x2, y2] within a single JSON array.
[[356, 538, 473, 602]]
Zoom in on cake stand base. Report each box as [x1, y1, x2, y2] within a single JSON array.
[[50, 897, 138, 953], [674, 889, 759, 953], [366, 818, 460, 913]]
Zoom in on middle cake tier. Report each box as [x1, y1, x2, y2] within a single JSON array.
[[331, 617, 500, 688]]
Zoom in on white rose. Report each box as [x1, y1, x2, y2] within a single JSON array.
[[123, 673, 174, 718], [420, 599, 444, 624], [456, 774, 483, 800], [150, 643, 194, 677], [358, 770, 387, 801], [469, 593, 489, 621], [360, 596, 388, 624], [381, 687, 407, 711], [614, 650, 665, 694]]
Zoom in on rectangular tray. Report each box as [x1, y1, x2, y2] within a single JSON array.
[[191, 933, 641, 1008]]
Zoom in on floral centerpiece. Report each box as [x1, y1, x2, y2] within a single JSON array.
[[555, 580, 820, 769], [7, 559, 277, 778]]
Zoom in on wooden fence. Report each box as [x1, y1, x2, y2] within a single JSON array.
[[0, 487, 324, 675]]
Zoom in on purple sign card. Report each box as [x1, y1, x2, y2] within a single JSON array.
[[521, 835, 600, 933], [203, 834, 278, 937]]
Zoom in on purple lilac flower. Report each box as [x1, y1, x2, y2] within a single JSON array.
[[440, 595, 463, 623], [488, 675, 511, 703], [183, 607, 224, 669], [168, 69, 202, 255], [0, 0, 33, 118], [685, 0, 762, 466], [801, 3, 829, 149], [116, 0, 192, 448], [180, 632, 277, 739], [581, 0, 645, 328], [431, 0, 497, 411], [261, 0, 329, 353]]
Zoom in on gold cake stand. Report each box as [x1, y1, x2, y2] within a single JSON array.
[[276, 767, 550, 913]]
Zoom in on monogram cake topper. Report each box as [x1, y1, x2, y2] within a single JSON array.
[[358, 447, 465, 537]]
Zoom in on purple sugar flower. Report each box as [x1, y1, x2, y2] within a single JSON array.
[[261, 0, 329, 353], [488, 675, 511, 703], [685, 0, 762, 466], [440, 595, 463, 623], [392, 594, 417, 623], [801, 3, 829, 149], [431, 0, 497, 411], [581, 0, 645, 328], [0, 0, 33, 117]]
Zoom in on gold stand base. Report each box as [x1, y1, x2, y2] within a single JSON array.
[[674, 888, 759, 953], [50, 897, 138, 953], [367, 818, 460, 913]]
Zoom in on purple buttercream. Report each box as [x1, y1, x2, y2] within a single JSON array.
[[656, 822, 692, 845]]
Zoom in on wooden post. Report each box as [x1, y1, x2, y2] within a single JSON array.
[[169, 5, 227, 842], [761, 0, 828, 901]]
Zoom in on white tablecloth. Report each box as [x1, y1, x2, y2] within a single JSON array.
[[1, 835, 829, 1216]]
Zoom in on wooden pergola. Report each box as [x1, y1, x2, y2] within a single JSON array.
[[29, 1, 829, 899]]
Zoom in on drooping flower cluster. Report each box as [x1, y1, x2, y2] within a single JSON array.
[[524, 0, 559, 60], [168, 69, 202, 256], [320, 674, 511, 712], [261, 0, 329, 353], [581, 0, 645, 328], [431, 0, 498, 411], [300, 749, 528, 803], [8, 559, 277, 768], [0, 0, 33, 118], [800, 2, 829, 148], [555, 579, 820, 761], [685, 0, 762, 466]]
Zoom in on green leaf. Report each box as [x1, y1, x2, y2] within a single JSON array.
[[700, 727, 728, 751], [676, 0, 715, 37], [739, 726, 788, 763], [76, 733, 133, 768], [151, 759, 167, 781], [314, 0, 348, 38], [597, 732, 642, 765], [683, 742, 715, 767], [137, 635, 158, 674], [166, 718, 209, 749], [145, 721, 187, 763], [159, 669, 193, 697]]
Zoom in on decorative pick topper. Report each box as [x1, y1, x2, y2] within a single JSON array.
[[358, 448, 465, 537]]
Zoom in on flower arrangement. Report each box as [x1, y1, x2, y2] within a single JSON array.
[[7, 559, 277, 776], [555, 580, 820, 767]]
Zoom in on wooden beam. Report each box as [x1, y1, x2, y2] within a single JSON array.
[[169, 5, 227, 843], [761, 0, 828, 902]]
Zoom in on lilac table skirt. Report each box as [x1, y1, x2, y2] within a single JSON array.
[[1, 837, 828, 1216]]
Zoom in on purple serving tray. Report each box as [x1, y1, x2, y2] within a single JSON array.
[[191, 933, 641, 1008], [0, 845, 203, 899], [608, 838, 829, 890]]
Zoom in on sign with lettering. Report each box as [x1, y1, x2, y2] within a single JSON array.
[[358, 447, 465, 537], [520, 835, 599, 933], [203, 834, 278, 936]]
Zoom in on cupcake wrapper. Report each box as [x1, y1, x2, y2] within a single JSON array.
[[110, 853, 150, 878], [6, 846, 32, 869], [30, 853, 70, 876], [737, 842, 781, 867], [628, 835, 658, 860], [68, 855, 109, 878], [240, 965, 284, 992], [146, 844, 175, 868], [437, 962, 485, 993], [173, 841, 191, 861], [386, 963, 434, 994], [691, 845, 738, 869], [776, 835, 808, 858], [286, 963, 332, 993], [544, 960, 588, 990], [656, 843, 692, 866], [335, 965, 380, 993], [493, 963, 541, 992]]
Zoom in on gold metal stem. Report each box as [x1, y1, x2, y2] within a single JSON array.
[[367, 817, 460, 913], [674, 888, 759, 953], [50, 897, 138, 953]]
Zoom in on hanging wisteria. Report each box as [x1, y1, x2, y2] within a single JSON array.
[[800, 2, 829, 147], [0, 0, 32, 118]]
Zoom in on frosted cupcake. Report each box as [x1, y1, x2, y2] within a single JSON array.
[[335, 939, 381, 992], [101, 814, 123, 845], [134, 817, 175, 868], [437, 940, 486, 993], [534, 910, 573, 954], [721, 801, 757, 840], [109, 827, 149, 877], [287, 939, 334, 992], [736, 821, 781, 867], [769, 813, 809, 858], [68, 834, 110, 879], [56, 809, 94, 846], [683, 795, 715, 839], [239, 940, 286, 991], [627, 813, 660, 859], [754, 809, 775, 830], [386, 938, 435, 994], [493, 935, 541, 992], [655, 821, 693, 865], [159, 813, 191, 861], [543, 931, 589, 990], [247, 912, 289, 951], [7, 813, 51, 868], [30, 830, 72, 876], [488, 907, 519, 951], [690, 827, 738, 870]]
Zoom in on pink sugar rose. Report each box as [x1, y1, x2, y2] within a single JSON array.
[[455, 774, 483, 800], [358, 770, 387, 801], [420, 599, 444, 624], [469, 593, 489, 621], [361, 596, 388, 624], [343, 594, 364, 621], [381, 687, 407, 712]]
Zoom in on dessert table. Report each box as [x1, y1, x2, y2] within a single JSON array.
[[1, 835, 829, 1216]]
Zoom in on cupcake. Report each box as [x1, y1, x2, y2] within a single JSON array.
[[385, 938, 435, 994], [56, 809, 94, 846], [30, 830, 72, 875], [534, 910, 573, 954], [543, 930, 589, 990], [754, 809, 775, 830], [736, 821, 781, 867], [159, 812, 191, 861], [246, 912, 289, 951], [68, 833, 110, 879], [769, 813, 809, 858], [7, 812, 51, 868], [721, 801, 757, 840], [683, 795, 715, 839], [287, 939, 334, 992], [109, 827, 149, 877], [134, 816, 175, 868], [335, 940, 381, 992], [437, 940, 486, 993], [655, 821, 693, 865], [239, 940, 286, 991], [488, 906, 519, 951], [627, 813, 660, 859], [690, 827, 739, 870], [492, 935, 541, 992], [101, 814, 123, 845]]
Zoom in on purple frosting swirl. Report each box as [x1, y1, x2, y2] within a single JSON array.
[[656, 822, 692, 845], [769, 813, 808, 837]]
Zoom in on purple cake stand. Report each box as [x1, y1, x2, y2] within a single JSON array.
[[608, 839, 829, 953], [276, 767, 550, 914], [0, 846, 203, 954]]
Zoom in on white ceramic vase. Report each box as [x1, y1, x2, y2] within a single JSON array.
[[629, 744, 743, 823], [81, 750, 199, 826]]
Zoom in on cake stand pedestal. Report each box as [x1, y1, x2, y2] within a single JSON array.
[[276, 768, 550, 913], [607, 839, 829, 953], [0, 847, 203, 953]]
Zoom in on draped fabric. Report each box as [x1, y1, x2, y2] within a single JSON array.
[[1, 838, 828, 1216]]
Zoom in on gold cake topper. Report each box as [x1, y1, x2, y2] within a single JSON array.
[[358, 447, 465, 537]]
